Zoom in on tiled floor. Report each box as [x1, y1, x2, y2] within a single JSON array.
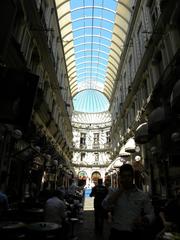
[[74, 197, 111, 240]]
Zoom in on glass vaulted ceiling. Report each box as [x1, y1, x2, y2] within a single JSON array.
[[55, 0, 132, 113]]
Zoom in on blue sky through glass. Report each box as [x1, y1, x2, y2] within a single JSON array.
[[73, 90, 109, 112], [70, 0, 117, 112]]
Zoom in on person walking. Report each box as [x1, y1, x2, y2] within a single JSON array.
[[102, 164, 155, 240], [90, 178, 108, 234]]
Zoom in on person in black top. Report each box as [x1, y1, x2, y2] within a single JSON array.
[[90, 178, 108, 234], [159, 188, 180, 233]]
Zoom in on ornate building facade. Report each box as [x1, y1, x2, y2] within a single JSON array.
[[71, 111, 112, 186]]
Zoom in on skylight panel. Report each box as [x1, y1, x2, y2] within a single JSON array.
[[73, 90, 109, 113], [55, 0, 132, 112]]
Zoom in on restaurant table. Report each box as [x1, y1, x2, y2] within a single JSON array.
[[25, 221, 62, 239], [0, 221, 26, 239]]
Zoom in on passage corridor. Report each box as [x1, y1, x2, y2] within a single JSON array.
[[74, 195, 110, 240]]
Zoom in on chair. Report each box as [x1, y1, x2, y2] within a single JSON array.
[[69, 218, 79, 240]]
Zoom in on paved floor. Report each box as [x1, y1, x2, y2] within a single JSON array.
[[74, 196, 111, 240]]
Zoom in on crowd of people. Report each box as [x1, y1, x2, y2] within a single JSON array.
[[0, 164, 180, 240]]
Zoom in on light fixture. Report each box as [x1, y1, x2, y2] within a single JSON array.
[[171, 132, 180, 142], [150, 146, 158, 155], [135, 155, 141, 162], [12, 129, 23, 139], [53, 159, 58, 166], [34, 146, 41, 153]]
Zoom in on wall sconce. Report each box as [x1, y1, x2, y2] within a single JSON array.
[[12, 129, 23, 139], [32, 156, 43, 170], [58, 164, 63, 169], [34, 145, 41, 153], [45, 154, 52, 167], [171, 132, 180, 142], [135, 155, 141, 162], [45, 154, 51, 161], [150, 146, 158, 155], [53, 159, 58, 166]]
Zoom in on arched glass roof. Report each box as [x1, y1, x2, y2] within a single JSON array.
[[55, 0, 132, 112], [73, 89, 109, 112]]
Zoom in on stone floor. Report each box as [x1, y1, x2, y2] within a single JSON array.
[[73, 196, 111, 240]]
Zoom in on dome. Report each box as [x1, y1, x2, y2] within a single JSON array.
[[73, 89, 109, 113]]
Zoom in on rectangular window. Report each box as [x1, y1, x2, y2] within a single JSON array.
[[94, 153, 99, 164], [93, 133, 99, 145], [80, 133, 86, 145], [81, 153, 85, 162]]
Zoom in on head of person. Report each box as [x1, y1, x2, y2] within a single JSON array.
[[105, 178, 111, 187], [119, 164, 134, 190], [98, 178, 103, 185]]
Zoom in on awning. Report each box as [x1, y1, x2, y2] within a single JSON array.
[[113, 157, 124, 168], [124, 138, 136, 153], [135, 122, 152, 144], [119, 145, 130, 157], [106, 157, 123, 172]]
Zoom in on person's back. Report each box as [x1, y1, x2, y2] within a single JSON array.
[[90, 179, 108, 208], [44, 190, 66, 225], [90, 179, 108, 234], [105, 178, 115, 195]]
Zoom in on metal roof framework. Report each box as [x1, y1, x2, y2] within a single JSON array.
[[55, 0, 132, 110]]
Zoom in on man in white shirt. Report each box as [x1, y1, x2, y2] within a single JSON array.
[[44, 190, 66, 225], [102, 164, 155, 240]]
